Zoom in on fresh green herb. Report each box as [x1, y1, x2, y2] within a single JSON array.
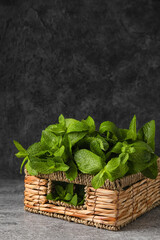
[[91, 116, 158, 189], [65, 159, 78, 181], [74, 149, 105, 174], [47, 182, 85, 206], [13, 114, 158, 191]]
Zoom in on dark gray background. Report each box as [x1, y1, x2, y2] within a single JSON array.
[[0, 0, 160, 178]]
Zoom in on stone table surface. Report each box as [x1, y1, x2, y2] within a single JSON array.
[[0, 179, 160, 240]]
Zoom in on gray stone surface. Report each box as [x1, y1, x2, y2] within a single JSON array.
[[0, 179, 160, 240]]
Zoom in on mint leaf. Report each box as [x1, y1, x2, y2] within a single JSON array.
[[25, 161, 38, 176], [119, 153, 129, 164], [66, 183, 74, 195], [105, 153, 129, 181], [105, 157, 119, 173], [46, 193, 54, 200], [69, 194, 78, 206], [78, 199, 85, 205], [29, 156, 55, 174], [82, 116, 95, 133], [13, 140, 28, 158], [20, 156, 28, 174], [65, 119, 79, 128], [33, 150, 53, 158], [128, 115, 137, 141], [141, 155, 158, 179], [127, 142, 154, 173], [67, 120, 89, 133], [55, 185, 66, 198], [74, 149, 104, 174], [118, 129, 129, 141], [138, 120, 155, 151], [54, 146, 65, 157], [13, 140, 26, 152], [65, 159, 78, 181], [58, 114, 65, 127], [99, 121, 119, 137], [137, 128, 143, 141], [27, 142, 47, 156], [118, 116, 137, 141], [64, 193, 72, 201], [54, 157, 69, 171], [15, 152, 28, 158], [121, 142, 135, 154], [106, 131, 118, 145], [110, 142, 123, 154], [29, 156, 69, 174], [62, 134, 72, 160], [68, 132, 87, 146], [128, 153, 152, 173], [96, 135, 109, 151], [41, 131, 58, 149], [78, 135, 109, 152], [130, 141, 153, 153], [46, 123, 66, 135], [90, 139, 106, 160], [106, 142, 123, 159], [92, 153, 129, 189], [91, 168, 108, 189]]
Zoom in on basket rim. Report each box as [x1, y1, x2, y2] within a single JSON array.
[[25, 158, 160, 190]]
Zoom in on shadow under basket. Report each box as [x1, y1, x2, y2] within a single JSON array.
[[24, 158, 160, 231]]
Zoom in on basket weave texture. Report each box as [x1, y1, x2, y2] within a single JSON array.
[[24, 158, 160, 230]]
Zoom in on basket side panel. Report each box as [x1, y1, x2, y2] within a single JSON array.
[[85, 187, 118, 226], [24, 176, 48, 206], [116, 172, 160, 227]]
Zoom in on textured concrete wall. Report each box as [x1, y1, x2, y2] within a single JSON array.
[[1, 0, 160, 178]]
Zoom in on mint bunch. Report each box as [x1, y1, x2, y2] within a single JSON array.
[[91, 116, 158, 188], [14, 115, 158, 190], [47, 182, 85, 206]]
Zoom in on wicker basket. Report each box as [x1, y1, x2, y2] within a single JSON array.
[[24, 158, 160, 231]]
